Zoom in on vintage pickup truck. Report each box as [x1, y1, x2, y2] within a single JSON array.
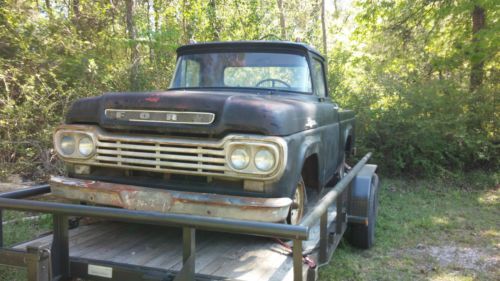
[[50, 41, 356, 227]]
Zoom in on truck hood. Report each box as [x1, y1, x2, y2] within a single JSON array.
[[66, 90, 333, 136]]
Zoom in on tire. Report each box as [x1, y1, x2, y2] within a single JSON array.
[[287, 176, 307, 225], [347, 173, 379, 249]]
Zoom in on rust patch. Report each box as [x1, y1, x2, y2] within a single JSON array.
[[49, 176, 292, 222], [145, 95, 160, 103]]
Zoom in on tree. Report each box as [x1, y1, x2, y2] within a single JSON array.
[[207, 0, 221, 41], [470, 5, 486, 92], [320, 0, 327, 56], [0, 0, 497, 180], [125, 0, 140, 90], [277, 0, 286, 39]]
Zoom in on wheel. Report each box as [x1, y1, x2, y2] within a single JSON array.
[[346, 173, 379, 249], [287, 176, 307, 225]]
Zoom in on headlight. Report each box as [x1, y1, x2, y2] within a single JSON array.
[[225, 139, 284, 178], [230, 148, 250, 170], [254, 148, 275, 171], [60, 136, 76, 155], [78, 136, 95, 156], [54, 128, 96, 159]]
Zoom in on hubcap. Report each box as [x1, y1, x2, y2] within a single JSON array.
[[289, 180, 305, 225]]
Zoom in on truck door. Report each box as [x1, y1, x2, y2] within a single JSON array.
[[311, 56, 340, 184]]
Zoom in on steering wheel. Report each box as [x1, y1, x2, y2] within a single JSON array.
[[255, 78, 291, 88]]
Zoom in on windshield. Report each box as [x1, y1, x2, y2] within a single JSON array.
[[170, 52, 312, 93]]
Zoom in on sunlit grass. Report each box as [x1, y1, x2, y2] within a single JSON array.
[[430, 274, 475, 281], [320, 171, 499, 281], [478, 188, 499, 205]]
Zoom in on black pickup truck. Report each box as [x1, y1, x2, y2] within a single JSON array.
[[50, 41, 356, 227]]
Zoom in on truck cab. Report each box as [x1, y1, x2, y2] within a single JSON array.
[[50, 41, 355, 225]]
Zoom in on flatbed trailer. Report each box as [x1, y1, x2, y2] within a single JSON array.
[[0, 153, 377, 281]]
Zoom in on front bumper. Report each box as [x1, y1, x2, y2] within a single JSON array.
[[49, 176, 292, 223]]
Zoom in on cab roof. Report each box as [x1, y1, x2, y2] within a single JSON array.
[[176, 41, 324, 61]]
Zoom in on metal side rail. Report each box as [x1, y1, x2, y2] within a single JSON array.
[[300, 153, 373, 267], [0, 153, 372, 281]]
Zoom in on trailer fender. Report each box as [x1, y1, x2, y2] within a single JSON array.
[[348, 164, 378, 224]]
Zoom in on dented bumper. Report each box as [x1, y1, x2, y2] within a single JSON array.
[[49, 176, 292, 222]]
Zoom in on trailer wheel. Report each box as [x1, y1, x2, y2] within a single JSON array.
[[347, 173, 379, 249], [287, 177, 307, 225]]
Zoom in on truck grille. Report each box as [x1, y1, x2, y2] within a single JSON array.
[[92, 136, 227, 176]]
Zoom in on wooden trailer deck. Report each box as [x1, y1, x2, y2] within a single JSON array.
[[12, 206, 336, 281]]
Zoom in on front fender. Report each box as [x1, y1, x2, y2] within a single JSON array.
[[280, 134, 321, 197]]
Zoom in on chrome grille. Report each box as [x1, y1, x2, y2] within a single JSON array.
[[92, 136, 227, 175], [56, 125, 287, 180]]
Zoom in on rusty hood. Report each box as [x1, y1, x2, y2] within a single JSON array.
[[66, 90, 332, 136]]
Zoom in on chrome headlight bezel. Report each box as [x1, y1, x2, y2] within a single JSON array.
[[224, 138, 284, 177], [54, 129, 97, 159]]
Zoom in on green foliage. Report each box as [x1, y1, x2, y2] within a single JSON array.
[[330, 0, 499, 176], [0, 0, 498, 179]]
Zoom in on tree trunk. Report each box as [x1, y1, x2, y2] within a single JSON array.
[[321, 0, 327, 57], [182, 0, 192, 43], [45, 0, 52, 18], [277, 0, 286, 39], [126, 0, 140, 90], [146, 0, 154, 64], [72, 0, 80, 19], [470, 5, 485, 92], [71, 0, 81, 29], [208, 0, 221, 41], [153, 0, 160, 31]]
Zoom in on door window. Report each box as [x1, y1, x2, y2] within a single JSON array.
[[312, 59, 327, 98]]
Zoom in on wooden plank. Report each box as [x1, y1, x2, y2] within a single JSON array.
[[12, 222, 116, 250], [125, 227, 182, 266], [172, 232, 242, 274], [9, 221, 323, 281], [81, 225, 152, 260], [111, 230, 171, 264], [158, 231, 216, 271], [70, 224, 133, 257], [143, 234, 183, 268], [196, 235, 251, 275], [225, 240, 284, 281], [69, 223, 125, 248], [199, 235, 272, 278]]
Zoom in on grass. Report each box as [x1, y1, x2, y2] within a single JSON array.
[[320, 171, 499, 281], [0, 171, 498, 281], [0, 211, 52, 280]]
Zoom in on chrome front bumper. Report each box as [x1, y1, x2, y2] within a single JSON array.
[[49, 176, 292, 223]]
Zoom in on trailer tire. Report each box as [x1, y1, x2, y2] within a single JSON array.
[[347, 173, 379, 249]]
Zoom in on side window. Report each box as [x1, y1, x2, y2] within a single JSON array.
[[312, 59, 326, 97], [180, 59, 201, 87]]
